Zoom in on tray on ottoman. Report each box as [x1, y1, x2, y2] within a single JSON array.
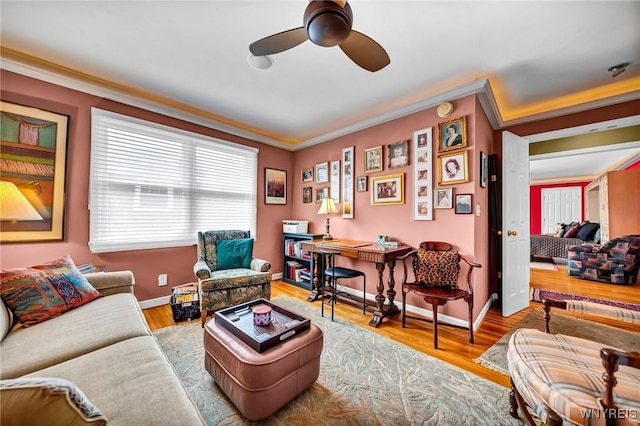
[[214, 299, 310, 353]]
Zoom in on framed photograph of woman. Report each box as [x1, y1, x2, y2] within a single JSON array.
[[388, 139, 409, 168], [301, 167, 313, 183], [364, 145, 383, 173], [437, 116, 467, 152], [455, 193, 473, 214], [437, 151, 468, 185], [302, 186, 313, 203], [434, 188, 453, 209]]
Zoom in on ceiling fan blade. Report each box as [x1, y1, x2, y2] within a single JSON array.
[[339, 30, 390, 72], [249, 27, 308, 56]]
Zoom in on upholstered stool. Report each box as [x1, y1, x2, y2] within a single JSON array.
[[203, 317, 323, 420], [507, 328, 640, 425]]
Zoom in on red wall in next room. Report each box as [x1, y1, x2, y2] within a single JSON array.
[[626, 159, 640, 170], [530, 182, 589, 234]]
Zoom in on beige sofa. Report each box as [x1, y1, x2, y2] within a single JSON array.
[[0, 271, 205, 426]]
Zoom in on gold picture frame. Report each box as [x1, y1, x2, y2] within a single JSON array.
[[364, 145, 383, 173], [437, 116, 467, 152], [438, 151, 469, 185], [301, 167, 313, 183], [1, 101, 69, 242], [371, 173, 404, 205]]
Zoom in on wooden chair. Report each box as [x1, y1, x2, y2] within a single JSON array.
[[398, 241, 481, 349]]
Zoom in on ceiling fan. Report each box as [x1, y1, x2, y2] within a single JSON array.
[[249, 0, 390, 72]]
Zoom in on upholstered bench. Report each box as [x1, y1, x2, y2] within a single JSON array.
[[203, 317, 323, 420]]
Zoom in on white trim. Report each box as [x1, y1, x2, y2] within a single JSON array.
[[271, 272, 283, 280], [526, 115, 640, 143], [139, 295, 171, 309]]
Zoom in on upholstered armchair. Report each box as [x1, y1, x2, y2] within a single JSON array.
[[194, 230, 272, 326]]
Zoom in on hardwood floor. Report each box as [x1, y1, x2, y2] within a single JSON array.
[[143, 265, 640, 389]]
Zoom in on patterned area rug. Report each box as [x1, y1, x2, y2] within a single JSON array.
[[154, 296, 521, 425], [474, 308, 640, 376], [530, 261, 558, 271], [530, 288, 640, 312]]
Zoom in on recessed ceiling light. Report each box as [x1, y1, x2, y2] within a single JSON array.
[[247, 54, 274, 70], [608, 62, 630, 77]]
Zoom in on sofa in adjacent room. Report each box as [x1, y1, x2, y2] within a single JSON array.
[[0, 255, 205, 426], [567, 235, 640, 285]]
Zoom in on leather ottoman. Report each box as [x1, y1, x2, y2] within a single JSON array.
[[204, 318, 323, 420]]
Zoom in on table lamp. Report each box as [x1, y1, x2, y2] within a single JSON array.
[[317, 197, 338, 241]]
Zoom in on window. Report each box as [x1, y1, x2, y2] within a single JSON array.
[[89, 108, 257, 253]]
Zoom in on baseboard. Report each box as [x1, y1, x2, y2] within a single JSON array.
[[139, 295, 171, 309], [271, 272, 283, 280]]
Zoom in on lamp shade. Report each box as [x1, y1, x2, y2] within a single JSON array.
[[0, 181, 43, 221], [317, 198, 338, 215]]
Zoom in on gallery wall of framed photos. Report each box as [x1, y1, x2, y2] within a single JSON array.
[[297, 112, 481, 225]]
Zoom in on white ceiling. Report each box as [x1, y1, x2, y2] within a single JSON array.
[[2, 1, 639, 178]]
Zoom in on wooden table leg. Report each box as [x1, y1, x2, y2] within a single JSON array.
[[369, 260, 401, 327]]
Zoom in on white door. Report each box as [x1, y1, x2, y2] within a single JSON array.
[[502, 131, 530, 317], [541, 187, 582, 233]]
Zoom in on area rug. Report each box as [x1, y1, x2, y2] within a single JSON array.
[[474, 308, 640, 376], [154, 296, 521, 425], [530, 288, 640, 312], [530, 261, 558, 271]]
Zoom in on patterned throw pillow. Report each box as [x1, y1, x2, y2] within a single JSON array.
[[0, 377, 107, 425], [562, 222, 581, 238], [0, 255, 100, 327], [414, 249, 460, 288]]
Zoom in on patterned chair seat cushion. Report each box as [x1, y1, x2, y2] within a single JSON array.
[[507, 328, 640, 425], [199, 269, 271, 292]]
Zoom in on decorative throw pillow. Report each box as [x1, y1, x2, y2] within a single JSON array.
[[593, 228, 601, 244], [0, 298, 13, 342], [0, 255, 101, 327], [215, 238, 254, 270], [562, 222, 581, 238], [0, 377, 107, 426], [575, 222, 600, 241], [414, 249, 460, 288]]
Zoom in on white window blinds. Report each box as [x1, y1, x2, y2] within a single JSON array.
[[89, 108, 257, 253]]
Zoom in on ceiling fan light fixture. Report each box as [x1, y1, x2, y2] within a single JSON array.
[[247, 54, 274, 70], [304, 1, 353, 47], [608, 62, 630, 78]]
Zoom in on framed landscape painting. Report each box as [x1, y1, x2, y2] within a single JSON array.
[[0, 101, 69, 242], [264, 167, 286, 204]]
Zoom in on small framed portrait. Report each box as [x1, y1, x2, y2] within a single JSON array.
[[434, 188, 453, 209], [438, 116, 467, 152], [356, 175, 367, 192], [315, 162, 329, 184], [302, 186, 313, 203], [301, 167, 313, 183], [454, 193, 472, 214], [388, 139, 409, 168], [264, 168, 286, 205], [315, 187, 329, 203], [371, 173, 404, 205], [364, 145, 383, 173], [438, 151, 468, 185], [480, 151, 488, 188], [343, 149, 352, 163]]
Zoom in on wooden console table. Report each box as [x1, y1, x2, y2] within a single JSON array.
[[298, 239, 412, 327]]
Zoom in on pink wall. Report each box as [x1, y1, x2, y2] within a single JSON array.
[[290, 95, 492, 320], [0, 70, 294, 302], [529, 182, 589, 234]]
